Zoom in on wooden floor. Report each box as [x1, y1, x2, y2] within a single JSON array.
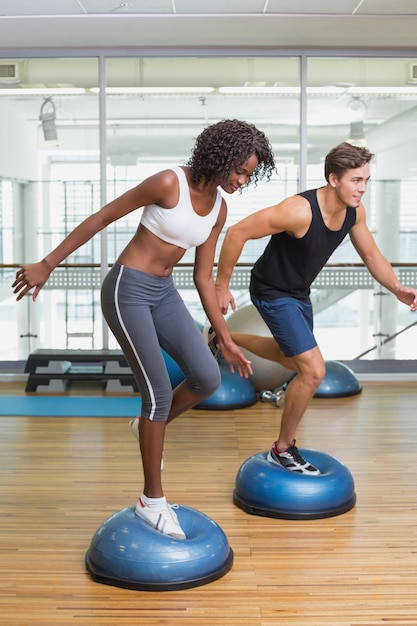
[[1, 381, 416, 626]]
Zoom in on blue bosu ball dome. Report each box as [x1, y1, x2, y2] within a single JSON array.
[[314, 360, 362, 398], [234, 449, 356, 520], [195, 362, 257, 410], [86, 504, 233, 591]]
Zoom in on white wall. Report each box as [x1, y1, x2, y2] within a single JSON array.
[[0, 103, 38, 181]]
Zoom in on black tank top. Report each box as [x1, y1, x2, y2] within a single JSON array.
[[250, 188, 356, 301]]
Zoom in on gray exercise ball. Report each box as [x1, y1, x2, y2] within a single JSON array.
[[226, 305, 294, 392]]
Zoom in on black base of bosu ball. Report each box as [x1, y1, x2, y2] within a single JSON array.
[[85, 505, 233, 591], [233, 449, 356, 520]]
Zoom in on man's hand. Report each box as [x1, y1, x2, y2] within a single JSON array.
[[216, 285, 236, 316], [395, 286, 417, 312]]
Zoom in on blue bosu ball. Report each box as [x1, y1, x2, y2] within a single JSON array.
[[85, 505, 233, 591], [314, 360, 362, 398], [195, 362, 257, 410], [161, 349, 185, 388], [234, 450, 356, 520]]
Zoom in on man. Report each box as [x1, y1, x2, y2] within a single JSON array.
[[213, 142, 417, 475]]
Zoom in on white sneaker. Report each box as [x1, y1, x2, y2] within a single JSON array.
[[129, 417, 140, 440], [202, 320, 221, 358], [129, 417, 164, 470], [135, 498, 186, 539]]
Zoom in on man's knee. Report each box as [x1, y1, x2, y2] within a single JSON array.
[[313, 360, 326, 386], [294, 352, 325, 391]]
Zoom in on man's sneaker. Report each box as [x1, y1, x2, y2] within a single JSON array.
[[129, 417, 164, 470], [267, 440, 320, 475], [202, 320, 221, 358], [135, 498, 186, 539]]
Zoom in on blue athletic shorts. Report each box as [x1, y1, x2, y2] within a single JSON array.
[[250, 295, 317, 358]]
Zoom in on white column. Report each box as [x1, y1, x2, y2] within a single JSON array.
[[374, 177, 400, 357], [15, 182, 41, 359]]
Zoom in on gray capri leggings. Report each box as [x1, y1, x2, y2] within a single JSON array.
[[101, 263, 221, 422]]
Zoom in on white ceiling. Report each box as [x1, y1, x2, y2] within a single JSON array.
[[0, 0, 417, 49], [0, 1, 416, 170]]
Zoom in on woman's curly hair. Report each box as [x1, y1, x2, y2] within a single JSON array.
[[187, 119, 276, 188]]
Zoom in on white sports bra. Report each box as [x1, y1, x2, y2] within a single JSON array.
[[140, 167, 222, 250]]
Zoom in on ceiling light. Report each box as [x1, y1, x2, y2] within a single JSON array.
[[219, 86, 300, 94], [347, 121, 367, 148], [348, 96, 367, 121], [89, 87, 215, 95], [0, 88, 86, 96], [39, 98, 58, 142]]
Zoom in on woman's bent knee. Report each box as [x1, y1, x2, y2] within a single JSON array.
[[189, 360, 221, 399]]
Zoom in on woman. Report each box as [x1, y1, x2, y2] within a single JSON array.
[[13, 119, 276, 539]]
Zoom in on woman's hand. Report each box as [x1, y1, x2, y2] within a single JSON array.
[[218, 338, 253, 378], [12, 260, 52, 301]]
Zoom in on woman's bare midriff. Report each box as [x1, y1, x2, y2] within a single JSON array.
[[117, 225, 187, 277]]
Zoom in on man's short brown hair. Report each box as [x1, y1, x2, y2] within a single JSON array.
[[325, 142, 374, 182]]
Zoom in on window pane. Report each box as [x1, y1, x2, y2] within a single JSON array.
[[307, 57, 417, 359], [0, 57, 99, 358]]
